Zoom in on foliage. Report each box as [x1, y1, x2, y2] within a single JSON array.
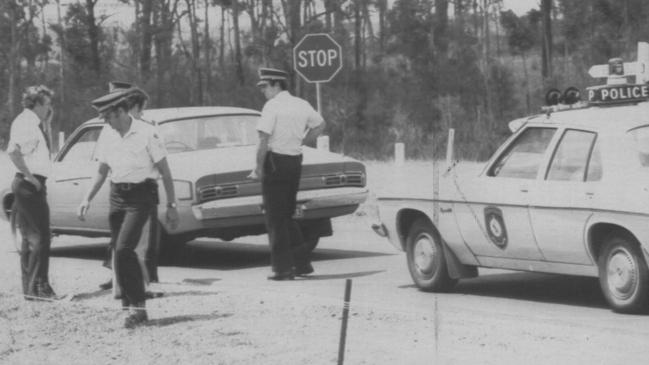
[[2, 0, 649, 160]]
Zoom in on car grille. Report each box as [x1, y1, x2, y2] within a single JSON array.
[[322, 172, 365, 187], [198, 184, 239, 201]]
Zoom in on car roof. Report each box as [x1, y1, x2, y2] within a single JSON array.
[[525, 101, 649, 132], [81, 106, 260, 126]]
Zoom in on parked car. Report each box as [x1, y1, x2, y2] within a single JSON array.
[[373, 60, 649, 313], [1, 106, 368, 261]]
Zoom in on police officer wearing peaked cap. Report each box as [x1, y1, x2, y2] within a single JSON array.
[[249, 67, 326, 280], [77, 87, 179, 328]]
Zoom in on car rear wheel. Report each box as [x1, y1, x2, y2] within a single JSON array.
[[159, 230, 189, 265], [598, 234, 649, 313], [406, 218, 456, 292], [303, 237, 320, 252]]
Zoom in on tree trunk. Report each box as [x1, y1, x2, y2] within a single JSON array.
[[204, 0, 211, 103], [232, 1, 244, 85], [354, 1, 361, 71], [541, 0, 553, 80], [186, 0, 203, 104], [219, 6, 225, 73], [140, 0, 154, 79], [434, 0, 449, 56], [8, 0, 18, 118], [85, 0, 101, 74], [378, 0, 386, 54]]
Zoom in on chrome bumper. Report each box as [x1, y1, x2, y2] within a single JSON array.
[[192, 187, 368, 220]]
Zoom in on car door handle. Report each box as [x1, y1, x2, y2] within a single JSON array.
[[520, 188, 528, 193], [440, 207, 452, 213], [586, 192, 594, 197]]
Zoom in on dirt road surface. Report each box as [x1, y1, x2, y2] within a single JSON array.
[[2, 160, 649, 364]]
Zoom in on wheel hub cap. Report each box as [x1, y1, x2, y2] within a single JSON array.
[[607, 248, 638, 300], [414, 234, 437, 275]]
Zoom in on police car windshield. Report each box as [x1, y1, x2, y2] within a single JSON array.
[[629, 126, 649, 167], [158, 114, 259, 153]]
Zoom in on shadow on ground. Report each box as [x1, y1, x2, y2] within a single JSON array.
[[146, 312, 233, 327], [400, 271, 608, 310], [50, 238, 393, 271]]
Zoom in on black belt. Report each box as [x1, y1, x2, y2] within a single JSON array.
[[15, 172, 47, 182], [111, 179, 156, 192]]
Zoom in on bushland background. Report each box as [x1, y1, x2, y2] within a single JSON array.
[[1, 0, 648, 160]]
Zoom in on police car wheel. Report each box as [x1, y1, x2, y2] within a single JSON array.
[[406, 218, 456, 292], [598, 235, 649, 313]]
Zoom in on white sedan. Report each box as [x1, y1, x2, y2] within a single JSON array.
[[2, 107, 368, 261]]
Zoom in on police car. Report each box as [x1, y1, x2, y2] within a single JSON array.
[[373, 53, 649, 313]]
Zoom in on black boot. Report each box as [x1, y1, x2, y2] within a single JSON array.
[[124, 302, 148, 328]]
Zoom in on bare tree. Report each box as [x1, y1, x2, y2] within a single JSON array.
[[541, 0, 553, 80]]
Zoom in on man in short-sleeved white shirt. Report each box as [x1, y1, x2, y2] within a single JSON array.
[[248, 68, 325, 280], [7, 85, 58, 300], [77, 87, 178, 328]]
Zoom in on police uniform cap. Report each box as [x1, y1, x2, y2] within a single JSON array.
[[257, 67, 288, 86], [91, 88, 135, 114], [108, 81, 133, 93]]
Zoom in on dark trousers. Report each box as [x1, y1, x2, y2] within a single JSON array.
[[11, 174, 51, 296], [262, 152, 309, 273], [103, 206, 159, 283], [109, 181, 157, 305]]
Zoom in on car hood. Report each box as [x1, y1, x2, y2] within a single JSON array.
[[167, 146, 358, 181]]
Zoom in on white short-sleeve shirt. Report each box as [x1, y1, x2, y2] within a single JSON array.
[[95, 118, 168, 183], [7, 109, 52, 177], [256, 91, 324, 156]]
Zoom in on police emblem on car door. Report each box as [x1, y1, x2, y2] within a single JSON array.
[[484, 206, 508, 249]]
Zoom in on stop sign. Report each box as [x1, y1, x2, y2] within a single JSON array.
[[293, 33, 343, 83]]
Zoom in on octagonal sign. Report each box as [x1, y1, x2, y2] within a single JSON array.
[[293, 33, 343, 83]]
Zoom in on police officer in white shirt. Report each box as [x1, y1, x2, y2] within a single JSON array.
[[248, 68, 326, 280], [77, 87, 178, 328], [7, 85, 58, 300]]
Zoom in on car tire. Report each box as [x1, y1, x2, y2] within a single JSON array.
[[159, 230, 188, 265], [406, 218, 457, 292], [304, 237, 320, 252], [598, 234, 649, 313]]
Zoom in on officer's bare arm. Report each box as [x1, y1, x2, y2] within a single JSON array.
[[154, 157, 176, 204], [155, 157, 179, 229], [303, 121, 326, 146], [8, 146, 41, 190], [252, 131, 271, 179], [78, 163, 110, 220]]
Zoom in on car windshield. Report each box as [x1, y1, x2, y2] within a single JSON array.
[[628, 125, 649, 167], [158, 114, 259, 153]]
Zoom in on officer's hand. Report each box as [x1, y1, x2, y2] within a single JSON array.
[[77, 200, 90, 221], [25, 175, 42, 191], [247, 168, 261, 180], [166, 207, 179, 230]]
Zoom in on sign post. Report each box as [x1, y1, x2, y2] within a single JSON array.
[[293, 33, 343, 112]]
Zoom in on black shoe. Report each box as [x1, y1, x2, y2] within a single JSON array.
[[38, 283, 61, 299], [145, 291, 164, 299], [99, 279, 113, 290], [124, 310, 148, 329], [295, 263, 314, 276], [267, 271, 295, 281]]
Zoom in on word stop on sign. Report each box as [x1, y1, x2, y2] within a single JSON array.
[[297, 49, 339, 67]]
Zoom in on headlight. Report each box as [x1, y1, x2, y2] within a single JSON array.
[[173, 180, 193, 200]]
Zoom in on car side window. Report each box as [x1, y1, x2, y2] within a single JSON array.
[[546, 130, 597, 182], [488, 127, 557, 179], [586, 140, 602, 181], [58, 127, 102, 162]]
